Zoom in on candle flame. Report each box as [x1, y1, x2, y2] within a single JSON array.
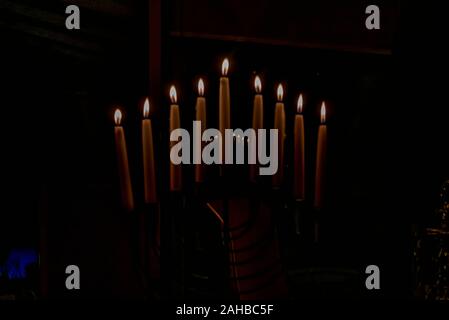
[[222, 58, 229, 76], [114, 108, 122, 126], [255, 76, 262, 93], [320, 102, 326, 124], [169, 85, 177, 104], [277, 84, 284, 102], [198, 78, 204, 96], [297, 94, 303, 113], [143, 98, 150, 118]]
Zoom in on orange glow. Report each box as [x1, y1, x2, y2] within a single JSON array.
[[114, 108, 122, 126], [277, 84, 284, 102], [169, 85, 177, 104], [255, 75, 262, 93], [198, 78, 204, 96], [206, 202, 224, 225], [143, 98, 150, 118], [297, 94, 303, 113], [222, 58, 229, 76], [320, 102, 326, 124]]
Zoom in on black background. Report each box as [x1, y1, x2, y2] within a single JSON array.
[[0, 0, 448, 299]]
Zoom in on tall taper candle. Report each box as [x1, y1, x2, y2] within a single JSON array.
[[219, 58, 230, 163], [294, 94, 305, 200], [250, 75, 263, 182], [114, 109, 134, 211], [273, 84, 286, 188], [314, 102, 327, 209], [142, 98, 157, 203], [169, 85, 182, 191], [195, 79, 207, 183]]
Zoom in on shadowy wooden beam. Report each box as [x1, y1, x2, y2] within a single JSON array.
[[2, 0, 129, 42], [60, 0, 134, 17], [169, 31, 392, 56]]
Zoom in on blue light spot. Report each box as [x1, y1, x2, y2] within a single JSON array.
[[1, 249, 38, 280]]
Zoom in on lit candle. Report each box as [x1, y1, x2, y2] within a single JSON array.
[[273, 84, 286, 188], [142, 98, 157, 203], [314, 102, 327, 209], [250, 75, 263, 182], [195, 78, 207, 183], [169, 85, 182, 191], [294, 94, 305, 200], [219, 58, 230, 162], [114, 108, 134, 211]]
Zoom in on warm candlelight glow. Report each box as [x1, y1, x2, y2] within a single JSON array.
[[277, 84, 284, 102], [255, 75, 262, 93], [170, 85, 177, 104], [222, 58, 229, 76], [320, 102, 326, 124], [143, 98, 150, 118], [114, 108, 122, 126], [198, 78, 204, 96], [297, 94, 304, 113]]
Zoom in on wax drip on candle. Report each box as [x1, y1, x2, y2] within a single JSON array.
[[277, 84, 284, 102], [114, 109, 122, 126], [143, 98, 150, 118], [297, 94, 304, 114], [198, 78, 204, 97], [222, 58, 229, 76], [255, 75, 262, 93], [170, 85, 177, 104], [320, 102, 326, 124]]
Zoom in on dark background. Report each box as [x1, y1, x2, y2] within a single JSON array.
[[0, 0, 448, 299]]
